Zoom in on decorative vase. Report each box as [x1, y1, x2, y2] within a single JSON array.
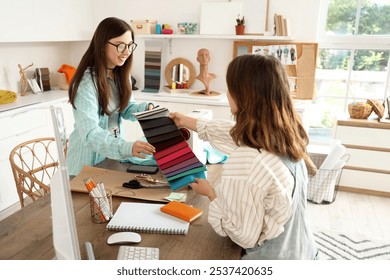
[[235, 25, 245, 35]]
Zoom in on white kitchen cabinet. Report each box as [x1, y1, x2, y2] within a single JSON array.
[[0, 0, 93, 42], [0, 109, 49, 212], [0, 90, 71, 212], [335, 117, 390, 196]]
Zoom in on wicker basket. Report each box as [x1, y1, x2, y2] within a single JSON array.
[[348, 102, 372, 119], [366, 99, 385, 119]]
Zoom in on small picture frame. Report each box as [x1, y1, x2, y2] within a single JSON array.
[[27, 78, 42, 93]]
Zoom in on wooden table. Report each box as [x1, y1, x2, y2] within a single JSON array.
[[0, 160, 241, 260]]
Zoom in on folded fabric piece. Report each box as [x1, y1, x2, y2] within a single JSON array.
[[143, 48, 161, 93], [143, 124, 178, 138], [135, 107, 168, 120], [154, 141, 188, 160], [133, 107, 207, 191], [163, 160, 204, 177], [138, 110, 169, 120], [121, 153, 157, 166], [57, 64, 76, 85], [155, 146, 193, 166], [0, 89, 17, 104], [203, 142, 228, 164], [168, 171, 207, 191], [159, 151, 194, 170], [147, 129, 182, 144], [153, 135, 185, 152], [166, 166, 207, 181], [138, 116, 175, 130]]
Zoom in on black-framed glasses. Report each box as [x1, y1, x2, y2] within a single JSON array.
[[107, 41, 137, 53]]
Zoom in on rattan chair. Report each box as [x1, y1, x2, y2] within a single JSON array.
[[9, 137, 61, 208]]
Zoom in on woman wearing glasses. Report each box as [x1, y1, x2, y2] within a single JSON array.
[[67, 17, 156, 176]]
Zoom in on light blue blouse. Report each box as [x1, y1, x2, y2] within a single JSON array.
[[66, 70, 149, 176]]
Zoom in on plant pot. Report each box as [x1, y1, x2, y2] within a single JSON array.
[[235, 25, 245, 35]]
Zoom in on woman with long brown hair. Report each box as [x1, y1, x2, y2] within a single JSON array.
[[169, 54, 317, 259], [67, 17, 155, 176]]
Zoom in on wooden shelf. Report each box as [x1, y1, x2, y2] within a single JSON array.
[[136, 34, 293, 41], [337, 117, 390, 130]]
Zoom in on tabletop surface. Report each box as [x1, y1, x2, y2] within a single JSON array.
[[0, 160, 241, 260]]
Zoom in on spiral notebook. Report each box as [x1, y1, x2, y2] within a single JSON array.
[[106, 202, 189, 235]]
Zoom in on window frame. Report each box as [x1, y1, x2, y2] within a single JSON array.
[[311, 0, 390, 145]]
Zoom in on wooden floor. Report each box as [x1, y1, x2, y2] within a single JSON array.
[[205, 164, 390, 241], [307, 190, 390, 240]]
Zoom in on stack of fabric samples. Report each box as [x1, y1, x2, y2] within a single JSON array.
[[133, 107, 207, 190]]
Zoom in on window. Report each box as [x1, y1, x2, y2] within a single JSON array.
[[310, 0, 390, 144]]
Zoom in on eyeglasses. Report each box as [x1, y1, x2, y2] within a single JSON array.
[[107, 41, 137, 53]]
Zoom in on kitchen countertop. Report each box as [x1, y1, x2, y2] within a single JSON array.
[[0, 88, 310, 116], [133, 90, 311, 112], [133, 90, 230, 107], [0, 89, 68, 117]]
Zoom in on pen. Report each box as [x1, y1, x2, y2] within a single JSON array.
[[84, 178, 109, 222], [97, 182, 112, 218], [89, 193, 106, 222], [90, 187, 110, 221]]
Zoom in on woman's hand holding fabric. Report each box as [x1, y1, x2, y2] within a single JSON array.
[[132, 140, 155, 158], [190, 178, 216, 201]]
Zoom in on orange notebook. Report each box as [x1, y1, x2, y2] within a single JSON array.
[[160, 201, 203, 222]]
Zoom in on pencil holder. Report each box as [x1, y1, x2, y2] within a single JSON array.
[[89, 190, 113, 223]]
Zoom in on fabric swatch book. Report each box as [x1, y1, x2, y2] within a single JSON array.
[[133, 107, 207, 191], [160, 201, 203, 222], [106, 202, 189, 235]]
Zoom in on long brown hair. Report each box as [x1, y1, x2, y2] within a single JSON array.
[[68, 17, 134, 115], [227, 54, 309, 161]]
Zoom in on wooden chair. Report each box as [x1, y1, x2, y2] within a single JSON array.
[[9, 137, 61, 208]]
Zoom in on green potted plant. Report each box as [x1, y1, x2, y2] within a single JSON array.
[[235, 14, 245, 35]]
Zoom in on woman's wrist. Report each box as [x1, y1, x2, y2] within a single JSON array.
[[208, 189, 216, 201]]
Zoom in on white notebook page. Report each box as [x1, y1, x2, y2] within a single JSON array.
[[106, 202, 189, 235]]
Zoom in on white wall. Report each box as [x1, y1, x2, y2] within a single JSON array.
[[0, 0, 320, 93], [92, 0, 320, 41], [0, 42, 72, 93]]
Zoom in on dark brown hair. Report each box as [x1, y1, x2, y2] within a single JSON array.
[[226, 54, 309, 161], [68, 17, 135, 115]]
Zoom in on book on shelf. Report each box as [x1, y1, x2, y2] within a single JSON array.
[[283, 17, 291, 36], [274, 13, 290, 36], [160, 201, 203, 222], [106, 202, 189, 235]]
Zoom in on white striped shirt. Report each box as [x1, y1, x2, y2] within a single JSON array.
[[197, 119, 294, 249]]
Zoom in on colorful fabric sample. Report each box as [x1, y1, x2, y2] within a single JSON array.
[[133, 107, 207, 190], [143, 48, 162, 93]]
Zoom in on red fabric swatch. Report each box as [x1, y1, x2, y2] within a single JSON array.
[[158, 151, 194, 170], [155, 146, 193, 166], [154, 141, 188, 160]]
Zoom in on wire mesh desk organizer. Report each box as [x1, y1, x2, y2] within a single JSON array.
[[133, 107, 207, 191], [307, 143, 349, 204]]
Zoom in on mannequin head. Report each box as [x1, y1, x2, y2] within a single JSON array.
[[197, 48, 210, 65]]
